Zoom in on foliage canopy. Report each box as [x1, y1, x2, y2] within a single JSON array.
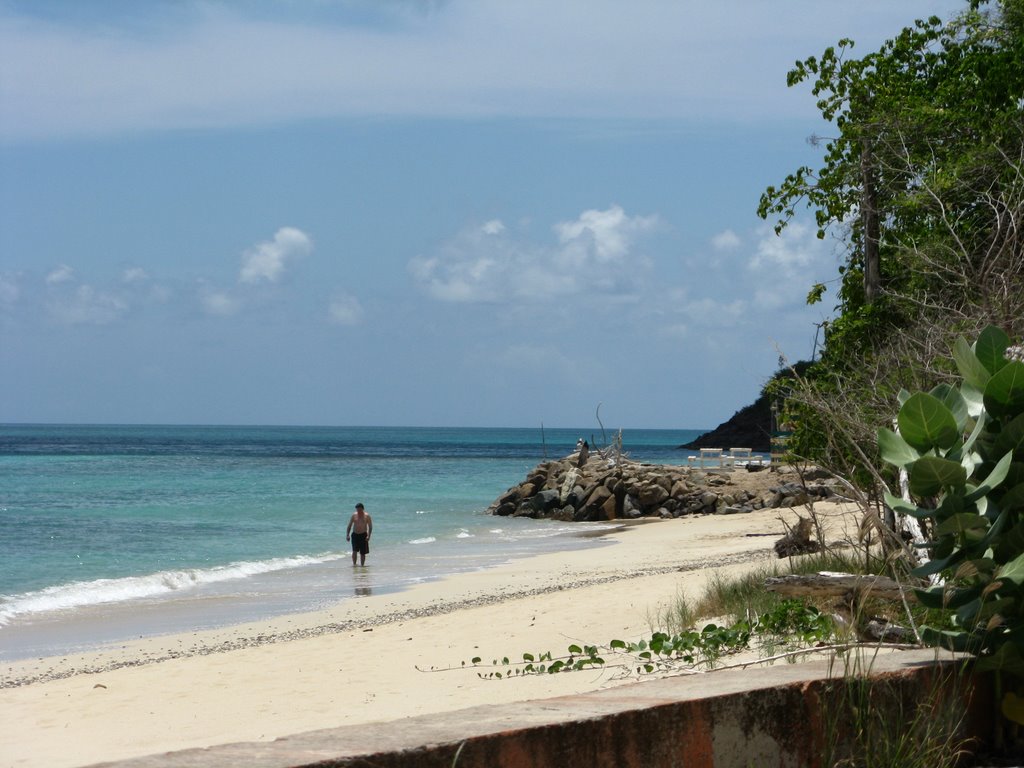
[[762, 0, 1024, 473]]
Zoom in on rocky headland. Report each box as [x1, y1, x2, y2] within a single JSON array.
[[487, 448, 844, 522], [679, 394, 772, 452]]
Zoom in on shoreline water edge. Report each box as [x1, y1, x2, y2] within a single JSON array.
[[0, 424, 715, 661], [0, 500, 857, 768], [1, 424, 847, 768]]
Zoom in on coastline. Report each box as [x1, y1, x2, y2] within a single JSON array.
[[1, 501, 858, 768], [0, 517, 626, 664]]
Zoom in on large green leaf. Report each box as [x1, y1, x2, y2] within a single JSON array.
[[899, 393, 960, 452], [955, 596, 983, 627], [930, 383, 969, 431], [932, 493, 968, 522], [998, 551, 1024, 589], [877, 427, 920, 468], [882, 490, 915, 514], [965, 451, 1014, 503], [975, 640, 1024, 679], [915, 583, 983, 610], [936, 512, 989, 538], [1002, 691, 1024, 726], [909, 455, 967, 497], [1007, 462, 1024, 488], [984, 362, 1024, 419], [961, 381, 985, 419], [921, 626, 977, 653], [974, 325, 1010, 376], [912, 547, 967, 578], [977, 596, 1018, 623], [994, 413, 1024, 459], [954, 335, 993, 390], [974, 494, 989, 520], [1000, 482, 1024, 513], [959, 409, 988, 458], [883, 491, 931, 520], [981, 507, 1014, 552]]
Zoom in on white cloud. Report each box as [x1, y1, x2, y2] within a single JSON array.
[[0, 273, 20, 308], [669, 296, 749, 330], [750, 221, 824, 273], [42, 265, 133, 324], [121, 267, 148, 283], [747, 222, 835, 310], [711, 229, 741, 251], [195, 226, 315, 317], [659, 323, 689, 340], [410, 206, 657, 303], [201, 290, 240, 316], [45, 264, 75, 284], [0, 1, 963, 141], [555, 205, 658, 266], [239, 227, 312, 284], [328, 293, 364, 325], [659, 219, 832, 337], [47, 284, 127, 325], [409, 220, 520, 302]]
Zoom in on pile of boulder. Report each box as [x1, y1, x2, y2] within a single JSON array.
[[486, 450, 842, 522]]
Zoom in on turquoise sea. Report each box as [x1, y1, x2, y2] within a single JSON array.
[[0, 424, 705, 661]]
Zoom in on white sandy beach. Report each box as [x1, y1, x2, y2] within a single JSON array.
[[0, 501, 859, 768]]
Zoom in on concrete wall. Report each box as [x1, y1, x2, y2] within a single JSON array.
[[93, 649, 986, 768]]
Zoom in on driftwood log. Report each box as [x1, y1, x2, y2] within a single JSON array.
[[773, 516, 819, 557], [764, 572, 918, 603]]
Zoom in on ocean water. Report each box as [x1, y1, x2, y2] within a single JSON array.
[[0, 424, 704, 661]]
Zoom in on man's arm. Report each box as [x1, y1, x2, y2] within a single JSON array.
[[346, 515, 353, 539], [366, 515, 372, 537]]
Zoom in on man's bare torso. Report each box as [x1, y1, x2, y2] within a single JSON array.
[[350, 512, 371, 534]]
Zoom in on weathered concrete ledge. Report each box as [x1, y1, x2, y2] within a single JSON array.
[[88, 650, 986, 768]]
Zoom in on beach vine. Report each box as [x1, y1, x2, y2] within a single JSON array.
[[420, 599, 840, 679]]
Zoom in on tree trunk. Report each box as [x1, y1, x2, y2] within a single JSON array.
[[861, 139, 882, 304]]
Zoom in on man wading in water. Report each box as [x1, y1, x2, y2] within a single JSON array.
[[346, 503, 373, 566]]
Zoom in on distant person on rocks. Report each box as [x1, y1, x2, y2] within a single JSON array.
[[346, 502, 373, 566], [576, 439, 590, 468]]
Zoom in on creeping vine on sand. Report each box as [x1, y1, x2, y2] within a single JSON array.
[[418, 600, 848, 679]]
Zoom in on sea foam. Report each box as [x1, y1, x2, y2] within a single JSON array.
[[0, 554, 336, 626]]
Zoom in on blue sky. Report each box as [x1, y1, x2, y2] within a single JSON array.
[[0, 0, 963, 429]]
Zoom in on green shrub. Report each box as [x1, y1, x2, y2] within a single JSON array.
[[878, 325, 1024, 741]]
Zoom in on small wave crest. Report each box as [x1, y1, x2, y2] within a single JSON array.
[[408, 536, 437, 545], [0, 554, 334, 626]]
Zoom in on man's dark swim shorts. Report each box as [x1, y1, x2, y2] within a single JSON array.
[[351, 531, 369, 555]]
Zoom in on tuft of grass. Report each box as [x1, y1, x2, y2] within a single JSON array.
[[821, 650, 974, 768], [697, 568, 782, 624], [650, 587, 699, 635], [658, 545, 903, 636], [787, 547, 875, 576]]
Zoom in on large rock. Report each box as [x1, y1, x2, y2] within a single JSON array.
[[487, 449, 804, 522], [578, 485, 615, 521]]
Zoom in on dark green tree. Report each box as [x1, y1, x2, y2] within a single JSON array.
[[761, 0, 1024, 472]]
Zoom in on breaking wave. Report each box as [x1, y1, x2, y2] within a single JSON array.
[[0, 554, 336, 626]]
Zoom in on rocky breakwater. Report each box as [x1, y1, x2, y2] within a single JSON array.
[[486, 452, 843, 522]]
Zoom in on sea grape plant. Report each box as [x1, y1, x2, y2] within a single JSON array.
[[877, 325, 1024, 726]]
